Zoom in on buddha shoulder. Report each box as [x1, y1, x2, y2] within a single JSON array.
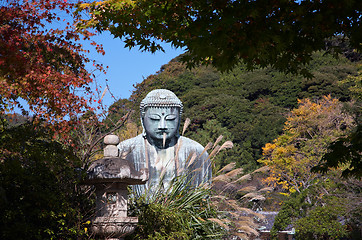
[[118, 134, 144, 150], [178, 136, 207, 153]]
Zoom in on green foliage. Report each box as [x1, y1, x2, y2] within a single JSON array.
[[339, 66, 362, 101], [0, 120, 92, 240], [129, 202, 191, 240], [102, 98, 135, 131], [126, 175, 225, 240], [295, 204, 348, 240], [270, 191, 310, 239], [105, 52, 358, 173], [260, 96, 354, 193], [313, 67, 362, 178], [77, 0, 361, 76], [313, 124, 362, 179], [270, 173, 361, 240], [271, 186, 352, 240], [187, 119, 248, 172]]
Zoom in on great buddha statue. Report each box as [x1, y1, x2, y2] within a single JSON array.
[[117, 89, 211, 197]]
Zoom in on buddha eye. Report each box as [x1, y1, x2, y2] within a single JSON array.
[[166, 115, 177, 120], [149, 114, 161, 120]]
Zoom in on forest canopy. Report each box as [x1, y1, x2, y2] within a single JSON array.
[[105, 51, 360, 172], [77, 0, 361, 76]]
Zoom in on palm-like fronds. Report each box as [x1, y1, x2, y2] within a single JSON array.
[[127, 135, 271, 240], [129, 173, 225, 240], [217, 162, 236, 174]]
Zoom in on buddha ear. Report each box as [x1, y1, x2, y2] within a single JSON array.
[[175, 114, 181, 138], [140, 116, 147, 138], [140, 107, 147, 138]]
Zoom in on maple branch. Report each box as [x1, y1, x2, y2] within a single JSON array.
[[81, 110, 132, 165], [80, 90, 142, 166]]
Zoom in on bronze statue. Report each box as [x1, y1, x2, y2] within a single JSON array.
[[117, 89, 211, 197]]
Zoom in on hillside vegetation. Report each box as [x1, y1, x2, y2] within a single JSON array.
[[105, 51, 359, 173]]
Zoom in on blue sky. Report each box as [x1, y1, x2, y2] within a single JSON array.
[[15, 32, 184, 116], [87, 32, 185, 108], [15, 7, 184, 116]]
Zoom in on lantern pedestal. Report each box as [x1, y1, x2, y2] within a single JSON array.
[[84, 135, 148, 240]]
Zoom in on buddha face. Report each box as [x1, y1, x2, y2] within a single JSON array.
[[143, 107, 180, 142]]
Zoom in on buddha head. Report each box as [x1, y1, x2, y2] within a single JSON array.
[[140, 89, 183, 147]]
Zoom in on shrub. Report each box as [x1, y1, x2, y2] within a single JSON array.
[[126, 175, 224, 240], [0, 121, 93, 239]]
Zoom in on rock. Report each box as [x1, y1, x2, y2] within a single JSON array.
[[104, 134, 120, 145]]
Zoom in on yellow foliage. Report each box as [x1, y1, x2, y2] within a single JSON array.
[[262, 143, 275, 156], [279, 192, 290, 197], [259, 96, 354, 193], [79, 0, 135, 9]]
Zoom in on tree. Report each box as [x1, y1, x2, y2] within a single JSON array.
[[259, 95, 354, 194], [126, 175, 223, 240], [294, 203, 348, 239], [0, 0, 103, 130], [261, 95, 361, 239], [0, 120, 93, 239], [313, 124, 362, 179], [269, 183, 357, 240], [312, 67, 362, 178], [76, 0, 361, 76], [105, 51, 356, 173]]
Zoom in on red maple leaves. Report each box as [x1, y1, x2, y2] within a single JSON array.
[[0, 0, 104, 135]]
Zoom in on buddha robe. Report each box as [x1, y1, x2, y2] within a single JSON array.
[[117, 134, 211, 197]]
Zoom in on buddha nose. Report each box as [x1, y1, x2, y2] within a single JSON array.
[[158, 117, 167, 130]]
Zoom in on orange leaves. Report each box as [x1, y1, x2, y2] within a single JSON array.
[[262, 142, 276, 156], [259, 96, 354, 193], [285, 95, 351, 139], [0, 0, 103, 138]]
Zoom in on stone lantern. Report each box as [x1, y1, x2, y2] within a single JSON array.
[[84, 134, 148, 240]]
